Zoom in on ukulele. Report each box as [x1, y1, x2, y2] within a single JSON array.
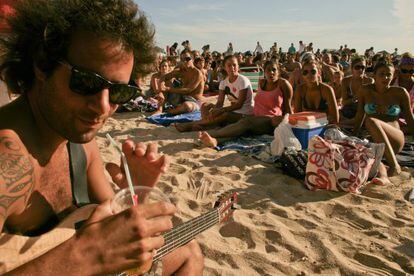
[[0, 192, 238, 275]]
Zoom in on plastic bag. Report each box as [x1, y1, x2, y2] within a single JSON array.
[[270, 114, 302, 156]]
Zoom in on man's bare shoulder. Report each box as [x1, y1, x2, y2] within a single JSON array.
[[0, 129, 35, 224], [81, 139, 100, 167]]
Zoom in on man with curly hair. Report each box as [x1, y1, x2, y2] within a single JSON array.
[[0, 0, 204, 275]]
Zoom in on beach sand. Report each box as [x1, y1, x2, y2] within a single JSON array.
[[97, 110, 414, 276]]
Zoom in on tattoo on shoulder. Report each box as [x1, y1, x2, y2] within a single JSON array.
[[0, 136, 34, 220]]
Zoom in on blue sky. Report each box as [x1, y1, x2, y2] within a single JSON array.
[[135, 0, 414, 54]]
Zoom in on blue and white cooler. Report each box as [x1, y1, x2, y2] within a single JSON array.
[[289, 112, 328, 149]]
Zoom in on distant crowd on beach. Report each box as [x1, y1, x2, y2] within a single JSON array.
[[139, 40, 414, 186]]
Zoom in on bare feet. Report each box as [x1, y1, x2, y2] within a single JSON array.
[[372, 177, 391, 186], [198, 131, 218, 148], [372, 162, 392, 185]]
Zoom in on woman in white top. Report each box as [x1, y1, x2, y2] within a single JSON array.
[[174, 55, 254, 132]]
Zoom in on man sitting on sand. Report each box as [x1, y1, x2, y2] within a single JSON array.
[[156, 50, 204, 115], [0, 0, 203, 275]]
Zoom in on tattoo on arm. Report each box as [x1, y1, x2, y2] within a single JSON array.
[[0, 136, 34, 221]]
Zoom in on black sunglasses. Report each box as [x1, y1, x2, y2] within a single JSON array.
[[353, 65, 366, 70], [302, 69, 317, 76], [59, 60, 140, 104], [183, 56, 192, 62], [400, 68, 414, 74]]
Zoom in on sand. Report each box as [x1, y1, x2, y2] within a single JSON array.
[[96, 110, 414, 276]]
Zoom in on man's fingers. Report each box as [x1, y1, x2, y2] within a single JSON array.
[[134, 142, 147, 157], [106, 163, 126, 187], [145, 143, 158, 161], [145, 217, 173, 238], [125, 236, 165, 260], [122, 139, 136, 156], [157, 155, 170, 173], [132, 202, 176, 219]]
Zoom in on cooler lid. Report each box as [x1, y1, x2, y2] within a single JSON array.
[[289, 112, 327, 125]]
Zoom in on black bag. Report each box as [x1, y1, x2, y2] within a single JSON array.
[[279, 148, 308, 179]]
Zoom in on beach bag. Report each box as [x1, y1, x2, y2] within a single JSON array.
[[305, 136, 375, 194], [271, 114, 302, 156], [279, 148, 308, 179]]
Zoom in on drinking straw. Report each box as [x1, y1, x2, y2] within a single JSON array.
[[106, 134, 138, 206]]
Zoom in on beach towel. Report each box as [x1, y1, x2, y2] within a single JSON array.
[[395, 142, 414, 168], [146, 111, 201, 126], [215, 135, 278, 163]]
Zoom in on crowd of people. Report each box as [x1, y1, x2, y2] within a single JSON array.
[[0, 0, 413, 275], [147, 40, 414, 185]]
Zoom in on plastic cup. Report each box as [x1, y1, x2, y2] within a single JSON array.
[[111, 186, 170, 276]]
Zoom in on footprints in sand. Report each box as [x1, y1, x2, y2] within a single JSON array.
[[353, 252, 406, 276], [219, 222, 256, 249]]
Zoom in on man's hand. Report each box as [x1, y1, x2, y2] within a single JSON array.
[[106, 140, 169, 189], [74, 200, 175, 274]]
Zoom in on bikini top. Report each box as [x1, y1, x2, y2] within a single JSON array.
[[364, 103, 401, 117], [302, 85, 328, 112]]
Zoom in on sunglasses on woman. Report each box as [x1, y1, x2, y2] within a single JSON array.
[[400, 68, 414, 74], [302, 69, 317, 76], [59, 60, 140, 104], [353, 65, 366, 70]]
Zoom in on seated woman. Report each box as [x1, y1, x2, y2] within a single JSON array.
[[294, 59, 339, 124], [354, 59, 414, 182], [329, 70, 344, 105], [175, 55, 254, 132], [392, 52, 414, 110], [199, 60, 293, 147], [340, 56, 374, 122], [289, 52, 315, 92]]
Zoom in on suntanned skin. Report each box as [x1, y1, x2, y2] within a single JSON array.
[[353, 65, 414, 177], [294, 63, 339, 125], [341, 61, 374, 107], [198, 63, 293, 148], [174, 57, 249, 132], [0, 30, 203, 275], [157, 53, 204, 115]]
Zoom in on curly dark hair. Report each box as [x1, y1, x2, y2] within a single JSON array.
[[0, 0, 156, 94]]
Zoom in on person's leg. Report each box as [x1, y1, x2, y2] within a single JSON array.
[[372, 162, 391, 185], [175, 111, 244, 132], [364, 117, 404, 176], [151, 93, 166, 115], [199, 116, 275, 148], [161, 240, 204, 276]]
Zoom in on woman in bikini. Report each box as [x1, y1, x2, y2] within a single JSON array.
[[175, 55, 254, 132], [294, 59, 339, 124], [354, 59, 414, 182], [340, 56, 374, 121], [393, 52, 414, 110], [199, 60, 293, 147]]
